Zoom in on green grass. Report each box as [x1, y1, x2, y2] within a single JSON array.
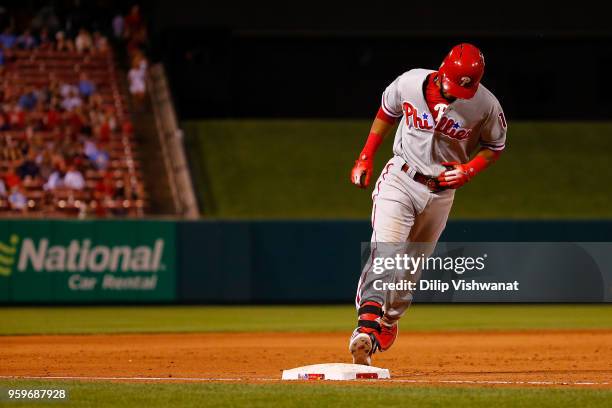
[[0, 381, 610, 408], [182, 120, 612, 219], [1, 305, 610, 335], [2, 306, 610, 407]]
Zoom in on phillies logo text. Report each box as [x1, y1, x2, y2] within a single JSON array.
[[403, 102, 473, 140]]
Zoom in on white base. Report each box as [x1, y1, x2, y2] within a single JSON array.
[[281, 363, 390, 381]]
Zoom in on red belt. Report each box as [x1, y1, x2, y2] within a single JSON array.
[[400, 163, 447, 192]]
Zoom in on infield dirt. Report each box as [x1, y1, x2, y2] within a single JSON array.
[[2, 330, 610, 387]]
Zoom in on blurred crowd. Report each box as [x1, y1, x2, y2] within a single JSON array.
[[0, 25, 109, 54], [0, 4, 149, 216], [1, 5, 149, 97]]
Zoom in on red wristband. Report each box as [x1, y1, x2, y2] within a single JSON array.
[[465, 150, 501, 176], [359, 132, 383, 161]]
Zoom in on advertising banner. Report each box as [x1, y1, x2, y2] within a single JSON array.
[[0, 220, 176, 302]]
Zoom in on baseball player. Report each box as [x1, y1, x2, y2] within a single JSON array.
[[349, 43, 507, 365]]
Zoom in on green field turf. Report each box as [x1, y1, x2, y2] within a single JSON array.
[[3, 305, 610, 407], [1, 304, 611, 335], [183, 120, 612, 219], [0, 381, 610, 408]]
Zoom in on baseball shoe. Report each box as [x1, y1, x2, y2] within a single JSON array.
[[349, 301, 384, 365], [349, 320, 398, 365], [349, 329, 375, 365], [377, 320, 398, 351], [349, 301, 401, 365]]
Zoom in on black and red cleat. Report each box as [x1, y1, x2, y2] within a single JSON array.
[[348, 301, 383, 365], [349, 328, 374, 365]]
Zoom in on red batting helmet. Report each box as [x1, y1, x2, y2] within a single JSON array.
[[438, 43, 485, 99]]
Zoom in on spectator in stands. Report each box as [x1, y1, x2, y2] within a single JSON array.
[[87, 91, 104, 112], [64, 140, 87, 169], [80, 114, 94, 138], [37, 150, 55, 181], [8, 185, 27, 213], [0, 27, 17, 49], [43, 162, 64, 191], [95, 171, 115, 198], [43, 98, 61, 130], [8, 105, 25, 129], [60, 81, 77, 98], [124, 5, 147, 56], [96, 109, 116, 143], [112, 13, 124, 40], [0, 178, 6, 198], [136, 50, 148, 72], [16, 29, 37, 50], [84, 138, 109, 170], [18, 87, 37, 111], [55, 31, 74, 52], [94, 142, 110, 171], [61, 88, 82, 111], [16, 150, 41, 181], [0, 112, 9, 131], [92, 31, 109, 54], [78, 72, 96, 98], [37, 27, 52, 50], [63, 163, 85, 190], [4, 162, 21, 189], [128, 54, 147, 108], [75, 28, 93, 53], [67, 105, 84, 134], [1, 137, 21, 161], [124, 5, 143, 38]]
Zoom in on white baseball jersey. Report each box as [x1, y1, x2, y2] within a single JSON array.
[[381, 69, 507, 177]]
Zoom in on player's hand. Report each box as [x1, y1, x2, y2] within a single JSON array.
[[437, 161, 472, 189], [350, 155, 373, 188]]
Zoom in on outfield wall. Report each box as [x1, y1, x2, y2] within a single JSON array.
[[1, 220, 611, 304]]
